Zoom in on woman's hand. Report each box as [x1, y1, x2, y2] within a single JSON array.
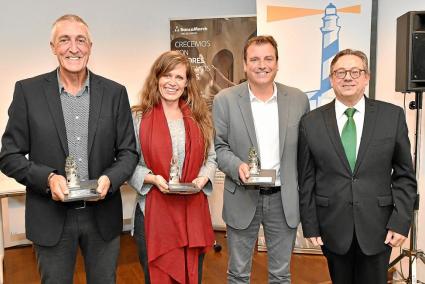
[[192, 176, 209, 190], [151, 174, 170, 194]]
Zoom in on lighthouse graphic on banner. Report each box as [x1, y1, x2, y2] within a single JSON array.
[[262, 1, 369, 109], [307, 3, 340, 108], [306, 3, 341, 107], [258, 0, 372, 251]]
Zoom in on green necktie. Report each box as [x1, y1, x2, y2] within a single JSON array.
[[341, 108, 357, 172]]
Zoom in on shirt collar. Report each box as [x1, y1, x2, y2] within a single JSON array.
[[248, 82, 278, 103], [57, 68, 90, 95], [335, 95, 365, 119]]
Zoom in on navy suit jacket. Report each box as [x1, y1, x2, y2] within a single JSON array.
[[0, 70, 138, 246]]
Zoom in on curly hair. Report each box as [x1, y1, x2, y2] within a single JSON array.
[[132, 50, 213, 161]]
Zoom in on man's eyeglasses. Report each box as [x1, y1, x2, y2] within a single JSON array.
[[332, 68, 366, 79]]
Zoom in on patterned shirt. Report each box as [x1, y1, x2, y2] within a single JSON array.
[[57, 70, 90, 181]]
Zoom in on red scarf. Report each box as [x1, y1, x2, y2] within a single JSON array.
[[140, 100, 214, 284]]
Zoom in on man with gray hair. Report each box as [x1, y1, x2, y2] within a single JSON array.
[[0, 14, 138, 283]]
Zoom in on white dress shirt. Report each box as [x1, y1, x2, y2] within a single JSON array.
[[335, 96, 365, 157], [249, 83, 281, 186]]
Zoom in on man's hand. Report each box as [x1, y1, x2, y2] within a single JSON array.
[[96, 175, 111, 199], [385, 230, 407, 247], [308, 236, 324, 247], [238, 163, 250, 183], [48, 174, 68, 201]]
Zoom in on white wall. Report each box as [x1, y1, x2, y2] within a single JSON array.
[[0, 0, 256, 137]]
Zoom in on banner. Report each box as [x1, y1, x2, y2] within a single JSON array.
[[170, 16, 257, 110], [170, 16, 257, 230], [257, 0, 377, 253], [257, 0, 376, 109]]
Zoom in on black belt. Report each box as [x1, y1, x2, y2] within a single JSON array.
[[63, 200, 97, 209], [258, 186, 281, 195]]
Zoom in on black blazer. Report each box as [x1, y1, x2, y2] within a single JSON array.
[[0, 70, 138, 246], [298, 97, 416, 255]]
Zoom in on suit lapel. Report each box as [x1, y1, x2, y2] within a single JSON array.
[[354, 97, 377, 173], [323, 100, 352, 173], [87, 72, 103, 157], [277, 86, 289, 160], [43, 70, 68, 155], [237, 83, 259, 151]]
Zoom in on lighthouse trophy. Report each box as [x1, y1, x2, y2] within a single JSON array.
[[244, 147, 276, 186], [168, 155, 199, 193], [63, 156, 99, 201]]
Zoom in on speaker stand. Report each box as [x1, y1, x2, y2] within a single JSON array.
[[389, 91, 424, 283]]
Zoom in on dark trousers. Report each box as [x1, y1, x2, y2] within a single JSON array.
[[34, 206, 120, 284], [134, 203, 205, 284], [322, 233, 392, 284]]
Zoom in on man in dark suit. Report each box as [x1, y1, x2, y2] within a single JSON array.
[[0, 15, 138, 283], [298, 49, 417, 283]]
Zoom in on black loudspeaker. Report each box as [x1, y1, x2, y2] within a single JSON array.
[[396, 11, 425, 92]]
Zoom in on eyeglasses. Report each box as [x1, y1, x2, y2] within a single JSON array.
[[332, 68, 366, 79]]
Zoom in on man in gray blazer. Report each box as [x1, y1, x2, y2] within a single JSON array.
[[213, 35, 309, 283]]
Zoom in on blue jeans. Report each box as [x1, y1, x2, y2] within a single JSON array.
[[226, 192, 296, 284]]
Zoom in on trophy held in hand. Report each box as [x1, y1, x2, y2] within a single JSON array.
[[168, 155, 199, 193], [245, 147, 276, 186], [63, 156, 99, 201]]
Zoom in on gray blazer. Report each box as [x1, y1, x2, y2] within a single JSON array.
[[213, 81, 309, 229]]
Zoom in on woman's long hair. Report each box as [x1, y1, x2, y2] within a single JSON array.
[[132, 51, 213, 161]]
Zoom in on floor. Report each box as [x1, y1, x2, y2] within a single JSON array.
[[4, 231, 331, 284]]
